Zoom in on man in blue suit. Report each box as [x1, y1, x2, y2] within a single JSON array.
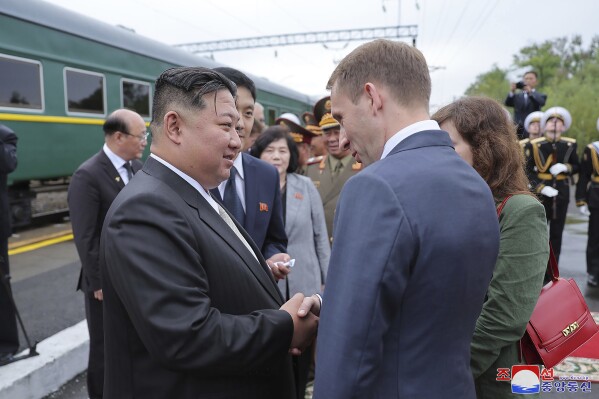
[[313, 40, 500, 399], [210, 67, 290, 279]]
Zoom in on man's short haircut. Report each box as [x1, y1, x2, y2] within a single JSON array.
[[103, 111, 128, 136], [151, 67, 237, 129], [213, 67, 256, 101], [327, 39, 431, 108], [524, 71, 538, 78]]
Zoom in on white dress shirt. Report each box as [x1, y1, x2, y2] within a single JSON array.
[[150, 153, 220, 214], [103, 143, 132, 184], [380, 120, 441, 160]]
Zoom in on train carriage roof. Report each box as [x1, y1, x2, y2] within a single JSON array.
[[0, 0, 311, 104]]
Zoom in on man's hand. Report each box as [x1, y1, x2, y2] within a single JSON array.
[[93, 289, 103, 301], [510, 82, 516, 93], [549, 163, 568, 176], [298, 294, 322, 318], [579, 205, 591, 216], [541, 186, 559, 198], [266, 253, 291, 281], [280, 293, 318, 355]]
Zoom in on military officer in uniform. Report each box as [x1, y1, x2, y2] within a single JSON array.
[[275, 116, 315, 175], [303, 112, 327, 161], [307, 96, 362, 242], [524, 106, 579, 261], [576, 117, 599, 286]]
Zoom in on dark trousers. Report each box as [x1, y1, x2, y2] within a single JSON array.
[[84, 291, 104, 399], [587, 208, 599, 277], [294, 343, 313, 399], [542, 184, 569, 261], [0, 239, 19, 355]]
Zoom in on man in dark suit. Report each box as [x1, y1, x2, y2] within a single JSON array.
[[505, 70, 547, 139], [67, 109, 147, 399], [100, 67, 318, 398], [211, 67, 290, 279], [313, 40, 500, 399], [0, 124, 18, 365]]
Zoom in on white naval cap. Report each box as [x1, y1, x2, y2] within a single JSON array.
[[541, 106, 572, 131], [524, 111, 544, 131], [277, 112, 301, 125]]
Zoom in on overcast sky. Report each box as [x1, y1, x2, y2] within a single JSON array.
[[42, 0, 599, 110]]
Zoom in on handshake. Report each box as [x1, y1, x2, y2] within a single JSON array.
[[280, 293, 321, 355]]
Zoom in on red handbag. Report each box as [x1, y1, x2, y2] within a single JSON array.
[[497, 195, 599, 369]]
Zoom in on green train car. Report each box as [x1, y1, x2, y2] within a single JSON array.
[[0, 0, 312, 227]]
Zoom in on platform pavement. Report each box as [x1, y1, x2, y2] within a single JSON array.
[[0, 209, 596, 399]]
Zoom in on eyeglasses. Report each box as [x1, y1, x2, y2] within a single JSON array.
[[122, 131, 150, 142]]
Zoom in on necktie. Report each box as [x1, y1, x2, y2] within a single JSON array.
[[333, 160, 343, 177], [217, 205, 258, 262], [223, 166, 245, 226], [123, 161, 133, 182], [523, 92, 528, 107]]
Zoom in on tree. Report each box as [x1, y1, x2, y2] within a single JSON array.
[[464, 35, 599, 145], [464, 65, 509, 104]]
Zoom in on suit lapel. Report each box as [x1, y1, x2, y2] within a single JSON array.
[[98, 150, 125, 189], [144, 157, 283, 305], [241, 153, 257, 232]]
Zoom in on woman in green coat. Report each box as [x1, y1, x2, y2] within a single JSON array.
[[433, 97, 549, 398]]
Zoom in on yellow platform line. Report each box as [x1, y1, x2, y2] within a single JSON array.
[[9, 233, 74, 255]]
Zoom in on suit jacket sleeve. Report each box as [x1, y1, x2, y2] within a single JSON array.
[[308, 179, 330, 285], [504, 93, 515, 107], [102, 191, 294, 372], [0, 130, 17, 174], [529, 91, 547, 108], [262, 167, 288, 259], [68, 167, 103, 291], [315, 173, 413, 398], [470, 196, 548, 378], [576, 147, 592, 205]]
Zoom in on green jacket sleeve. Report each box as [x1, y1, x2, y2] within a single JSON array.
[[470, 195, 549, 378]]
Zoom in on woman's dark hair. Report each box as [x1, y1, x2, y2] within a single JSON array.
[[251, 126, 299, 173], [432, 96, 531, 201]]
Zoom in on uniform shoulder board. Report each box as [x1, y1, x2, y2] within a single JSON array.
[[307, 155, 324, 165], [530, 137, 546, 145], [561, 136, 576, 143], [519, 138, 530, 146]]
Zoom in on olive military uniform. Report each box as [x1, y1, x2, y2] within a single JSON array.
[[306, 154, 361, 242]]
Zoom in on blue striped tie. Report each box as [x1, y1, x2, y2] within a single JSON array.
[[223, 166, 245, 226]]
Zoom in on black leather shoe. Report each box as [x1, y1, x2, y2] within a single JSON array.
[[587, 274, 599, 287]]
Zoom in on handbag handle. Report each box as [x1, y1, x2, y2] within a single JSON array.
[[497, 194, 559, 282]]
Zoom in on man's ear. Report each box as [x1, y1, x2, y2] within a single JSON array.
[[364, 83, 382, 114], [164, 111, 183, 144]]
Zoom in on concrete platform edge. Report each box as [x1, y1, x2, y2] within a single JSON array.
[[0, 320, 89, 399]]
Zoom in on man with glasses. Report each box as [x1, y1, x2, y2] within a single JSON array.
[[67, 108, 147, 399]]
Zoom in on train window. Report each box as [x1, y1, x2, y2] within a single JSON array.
[[0, 54, 44, 111], [121, 79, 151, 118], [64, 68, 106, 115]]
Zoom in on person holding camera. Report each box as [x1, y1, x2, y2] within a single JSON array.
[[505, 71, 547, 139]]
